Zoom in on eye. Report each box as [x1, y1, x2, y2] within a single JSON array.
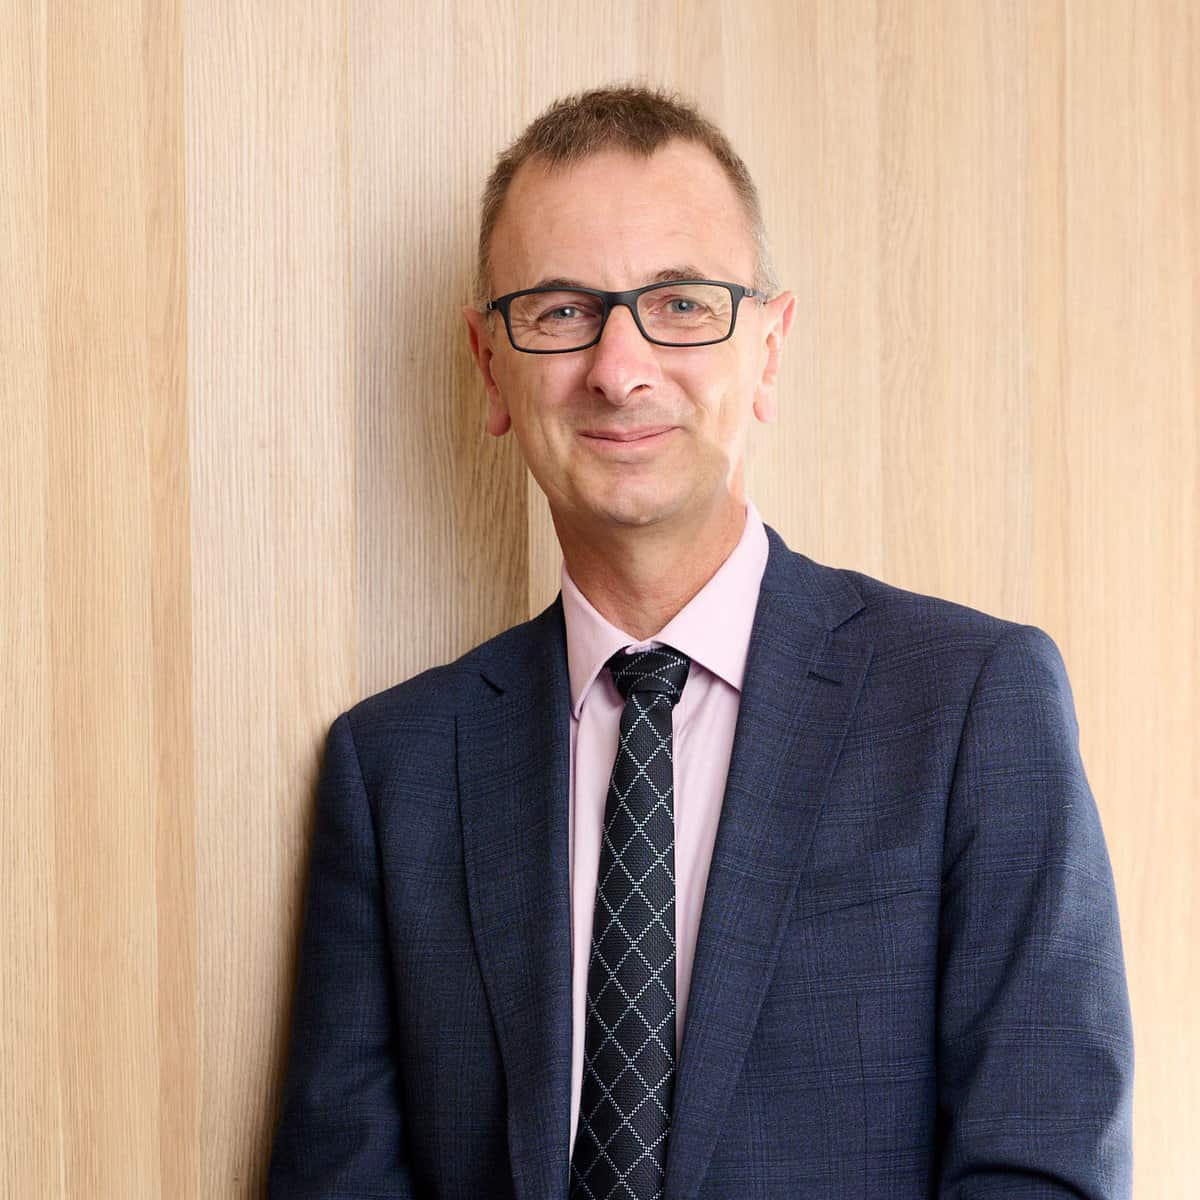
[[533, 300, 601, 324]]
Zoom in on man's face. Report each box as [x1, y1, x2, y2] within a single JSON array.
[[464, 139, 795, 538]]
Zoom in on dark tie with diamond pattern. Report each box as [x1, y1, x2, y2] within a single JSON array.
[[569, 643, 692, 1200]]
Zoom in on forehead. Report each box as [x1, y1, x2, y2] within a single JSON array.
[[490, 139, 756, 293]]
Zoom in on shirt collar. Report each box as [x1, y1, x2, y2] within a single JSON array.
[[560, 497, 770, 720]]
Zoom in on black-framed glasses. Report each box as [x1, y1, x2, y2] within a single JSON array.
[[485, 279, 766, 354]]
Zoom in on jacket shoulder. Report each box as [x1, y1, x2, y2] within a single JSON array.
[[808, 558, 1082, 773], [838, 563, 1016, 641], [334, 601, 556, 783], [764, 524, 1039, 658], [816, 557, 1068, 686]]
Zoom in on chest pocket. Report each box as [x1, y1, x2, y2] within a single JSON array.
[[793, 841, 934, 920]]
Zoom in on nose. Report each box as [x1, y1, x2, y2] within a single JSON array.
[[584, 302, 662, 404]]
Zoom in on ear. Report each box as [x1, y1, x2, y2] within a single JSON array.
[[752, 291, 796, 425], [462, 305, 511, 437]]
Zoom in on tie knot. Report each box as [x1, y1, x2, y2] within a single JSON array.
[[605, 643, 691, 706]]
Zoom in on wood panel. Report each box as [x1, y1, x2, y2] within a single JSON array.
[[184, 4, 357, 1194], [1, 1, 1195, 1194], [1064, 5, 1198, 1186], [2, 0, 56, 1193]]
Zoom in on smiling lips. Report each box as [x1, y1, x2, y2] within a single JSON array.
[[580, 426, 676, 442]]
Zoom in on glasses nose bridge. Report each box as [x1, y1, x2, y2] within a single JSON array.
[[596, 290, 648, 345]]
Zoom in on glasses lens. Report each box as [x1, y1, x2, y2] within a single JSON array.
[[636, 282, 733, 344], [507, 290, 604, 351]]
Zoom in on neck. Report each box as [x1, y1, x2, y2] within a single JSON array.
[[556, 491, 747, 642]]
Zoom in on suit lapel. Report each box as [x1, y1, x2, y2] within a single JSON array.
[[662, 526, 871, 1200], [458, 602, 574, 1200]]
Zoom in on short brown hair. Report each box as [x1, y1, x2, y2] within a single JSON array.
[[472, 83, 778, 308]]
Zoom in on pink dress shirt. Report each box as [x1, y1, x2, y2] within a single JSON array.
[[562, 497, 770, 1154]]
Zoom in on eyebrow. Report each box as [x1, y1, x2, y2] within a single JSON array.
[[528, 265, 713, 291]]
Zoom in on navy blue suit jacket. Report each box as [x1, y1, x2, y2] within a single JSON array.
[[268, 523, 1134, 1198]]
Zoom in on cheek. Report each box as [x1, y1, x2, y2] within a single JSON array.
[[691, 348, 744, 417], [697, 371, 756, 454], [689, 363, 746, 431], [498, 360, 580, 442], [491, 349, 531, 401]]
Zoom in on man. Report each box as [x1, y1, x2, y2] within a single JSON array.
[[269, 86, 1134, 1199]]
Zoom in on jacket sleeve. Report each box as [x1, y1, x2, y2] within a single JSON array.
[[936, 624, 1134, 1197], [268, 711, 417, 1198]]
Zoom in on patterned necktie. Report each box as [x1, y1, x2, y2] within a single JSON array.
[[570, 643, 691, 1200]]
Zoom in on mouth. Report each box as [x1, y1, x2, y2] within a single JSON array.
[[579, 426, 677, 445]]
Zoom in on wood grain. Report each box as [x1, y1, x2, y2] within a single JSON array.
[[1, 1, 1195, 1193]]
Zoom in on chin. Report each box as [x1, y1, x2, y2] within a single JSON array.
[[591, 488, 686, 529]]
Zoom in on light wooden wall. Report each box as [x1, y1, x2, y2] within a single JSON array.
[[2, 1, 1195, 1195]]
